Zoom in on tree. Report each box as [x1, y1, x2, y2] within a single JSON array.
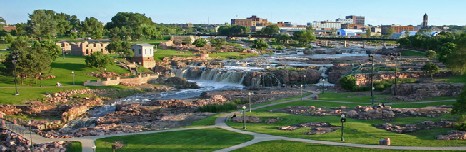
[[82, 17, 104, 39], [192, 38, 207, 47], [275, 34, 291, 45], [106, 40, 133, 58], [421, 62, 439, 80], [437, 42, 456, 63], [85, 52, 113, 70], [261, 24, 280, 36], [3, 37, 55, 83], [0, 17, 6, 26], [27, 10, 58, 39], [292, 29, 316, 47], [365, 29, 372, 38], [209, 38, 226, 50], [425, 50, 437, 60], [105, 12, 156, 40], [383, 27, 394, 38], [339, 75, 357, 91], [252, 39, 268, 50], [452, 90, 466, 115]]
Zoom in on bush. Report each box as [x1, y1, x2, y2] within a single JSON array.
[[339, 75, 357, 91], [198, 102, 238, 113]]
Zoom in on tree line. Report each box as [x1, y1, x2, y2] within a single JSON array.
[[398, 30, 466, 74]]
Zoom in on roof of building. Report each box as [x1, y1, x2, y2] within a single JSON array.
[[134, 43, 154, 47]]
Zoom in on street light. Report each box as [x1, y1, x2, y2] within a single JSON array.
[[390, 53, 400, 96], [340, 114, 346, 142], [368, 54, 375, 106], [248, 92, 252, 112], [12, 54, 19, 96], [71, 71, 75, 85], [28, 120, 33, 151], [242, 105, 247, 129], [300, 84, 303, 101]]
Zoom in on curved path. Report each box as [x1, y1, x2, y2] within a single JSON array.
[[213, 93, 466, 151], [5, 91, 465, 151]]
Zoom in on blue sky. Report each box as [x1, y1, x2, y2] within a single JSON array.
[[1, 0, 465, 26]]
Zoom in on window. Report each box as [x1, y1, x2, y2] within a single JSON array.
[[86, 49, 89, 55], [139, 49, 141, 55]]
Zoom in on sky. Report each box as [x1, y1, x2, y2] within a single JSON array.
[[1, 0, 465, 26]]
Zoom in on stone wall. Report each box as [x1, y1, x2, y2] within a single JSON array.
[[392, 83, 464, 100], [354, 72, 421, 86], [84, 74, 159, 86]]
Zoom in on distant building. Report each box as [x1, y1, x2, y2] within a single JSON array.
[[341, 24, 365, 29], [345, 15, 365, 25], [279, 27, 306, 35], [2, 25, 16, 32], [337, 29, 363, 37], [56, 40, 111, 56], [277, 22, 293, 27], [335, 18, 353, 24], [311, 20, 342, 30], [231, 15, 269, 32], [132, 44, 156, 69], [381, 25, 416, 35], [422, 13, 428, 29]]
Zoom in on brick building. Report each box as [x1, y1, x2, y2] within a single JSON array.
[[381, 25, 416, 35], [132, 44, 156, 69], [56, 40, 110, 56]]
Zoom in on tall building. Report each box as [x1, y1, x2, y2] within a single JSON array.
[[345, 15, 365, 25], [231, 15, 269, 27], [422, 13, 428, 29]]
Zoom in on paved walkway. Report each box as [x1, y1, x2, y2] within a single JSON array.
[[3, 91, 465, 151], [213, 93, 466, 151]]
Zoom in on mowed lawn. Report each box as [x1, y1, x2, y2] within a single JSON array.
[[95, 128, 253, 152], [153, 49, 195, 61], [226, 91, 463, 147], [0, 55, 129, 104], [232, 140, 434, 152]]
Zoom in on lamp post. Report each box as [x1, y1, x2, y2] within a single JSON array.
[[62, 48, 65, 59], [71, 71, 75, 85], [321, 79, 325, 94], [39, 73, 42, 87], [368, 54, 375, 106], [12, 54, 19, 96], [340, 114, 346, 142], [248, 92, 252, 112], [390, 53, 400, 96], [28, 120, 33, 151], [242, 105, 247, 129], [300, 84, 303, 101]]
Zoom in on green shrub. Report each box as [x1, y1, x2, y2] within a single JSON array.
[[198, 102, 238, 113]]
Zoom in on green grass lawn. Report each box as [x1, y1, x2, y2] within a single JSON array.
[[0, 55, 131, 104], [153, 49, 195, 61], [66, 141, 82, 152], [132, 39, 167, 46], [0, 43, 9, 50], [232, 140, 435, 152], [437, 74, 466, 84], [401, 50, 426, 57], [224, 92, 462, 147], [95, 128, 253, 152], [187, 114, 219, 127]]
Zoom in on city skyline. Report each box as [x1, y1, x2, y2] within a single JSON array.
[[1, 0, 465, 26]]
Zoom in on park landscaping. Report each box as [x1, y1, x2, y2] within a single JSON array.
[[226, 92, 464, 147], [95, 128, 254, 152], [232, 140, 425, 152], [0, 55, 132, 104]]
